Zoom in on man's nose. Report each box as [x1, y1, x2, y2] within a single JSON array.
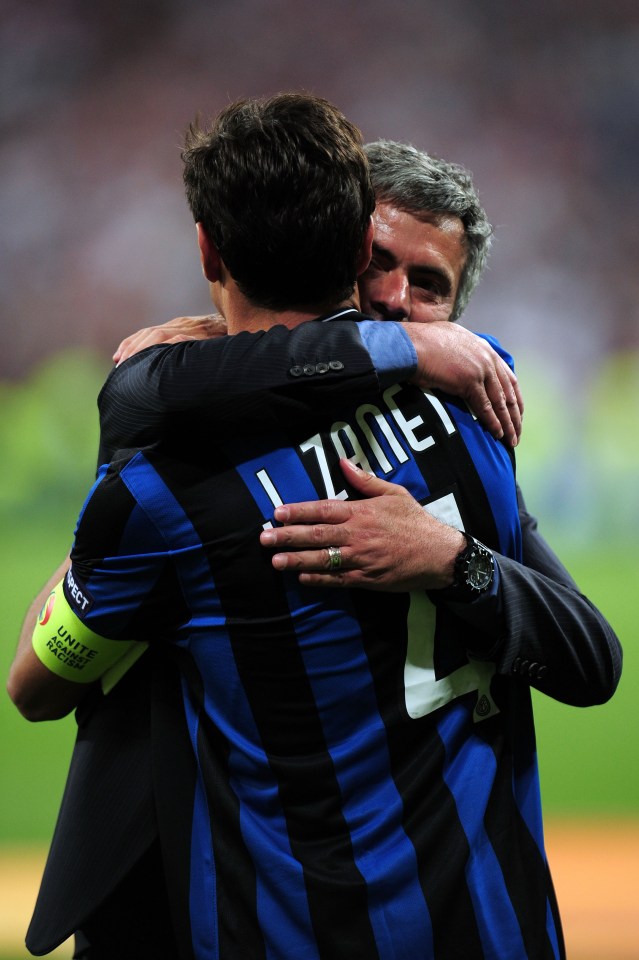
[[370, 273, 410, 321]]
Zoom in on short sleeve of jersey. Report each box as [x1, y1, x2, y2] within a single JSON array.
[[69, 454, 179, 644]]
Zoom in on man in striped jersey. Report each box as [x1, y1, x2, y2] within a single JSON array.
[[10, 97, 620, 960]]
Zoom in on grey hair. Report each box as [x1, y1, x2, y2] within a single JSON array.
[[364, 140, 493, 321]]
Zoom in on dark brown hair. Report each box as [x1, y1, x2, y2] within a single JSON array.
[[182, 93, 375, 311]]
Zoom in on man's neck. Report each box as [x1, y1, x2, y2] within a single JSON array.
[[226, 301, 357, 334], [218, 280, 361, 335]]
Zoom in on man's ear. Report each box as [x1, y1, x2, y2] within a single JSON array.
[[355, 217, 374, 276], [196, 222, 222, 282]]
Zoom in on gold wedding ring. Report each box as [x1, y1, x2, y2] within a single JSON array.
[[327, 545, 342, 570]]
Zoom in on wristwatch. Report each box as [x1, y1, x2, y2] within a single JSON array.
[[445, 533, 495, 601]]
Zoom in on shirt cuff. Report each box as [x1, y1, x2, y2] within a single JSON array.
[[428, 562, 504, 658], [357, 320, 417, 387]]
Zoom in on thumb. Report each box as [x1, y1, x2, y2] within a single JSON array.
[[339, 458, 401, 498]]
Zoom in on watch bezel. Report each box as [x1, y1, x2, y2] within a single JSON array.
[[452, 534, 495, 597]]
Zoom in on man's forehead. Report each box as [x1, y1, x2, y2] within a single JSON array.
[[372, 202, 464, 245], [371, 202, 467, 280]]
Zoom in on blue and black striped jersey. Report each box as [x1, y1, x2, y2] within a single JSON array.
[[67, 373, 564, 960]]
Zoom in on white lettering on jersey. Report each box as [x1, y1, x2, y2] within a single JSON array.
[[299, 385, 457, 498], [355, 404, 409, 474], [256, 469, 283, 530], [421, 390, 457, 435], [383, 384, 435, 453], [299, 435, 349, 500], [330, 422, 374, 475]]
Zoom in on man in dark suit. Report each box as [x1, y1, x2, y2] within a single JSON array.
[[10, 130, 621, 958]]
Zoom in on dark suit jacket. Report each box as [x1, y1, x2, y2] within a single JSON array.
[[26, 317, 621, 955]]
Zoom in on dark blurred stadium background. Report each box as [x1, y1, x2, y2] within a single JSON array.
[[1, 1, 637, 956]]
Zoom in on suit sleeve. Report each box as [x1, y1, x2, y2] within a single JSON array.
[[446, 485, 622, 707], [98, 319, 415, 463]]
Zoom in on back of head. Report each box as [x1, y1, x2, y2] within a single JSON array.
[[365, 140, 493, 321], [183, 94, 375, 312]]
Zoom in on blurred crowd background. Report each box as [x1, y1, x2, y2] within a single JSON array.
[[1, 2, 638, 954], [2, 0, 638, 541]]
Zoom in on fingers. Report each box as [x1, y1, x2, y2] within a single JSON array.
[[269, 546, 349, 573], [113, 328, 168, 365], [269, 546, 356, 590], [114, 327, 199, 365], [113, 315, 227, 364], [339, 458, 404, 495], [113, 332, 141, 364], [495, 359, 523, 443], [113, 332, 152, 365], [261, 519, 347, 552], [511, 375, 525, 421], [269, 462, 394, 525], [404, 322, 524, 448], [272, 499, 354, 527], [298, 571, 349, 588], [470, 362, 523, 448], [260, 509, 353, 576], [261, 466, 412, 566]]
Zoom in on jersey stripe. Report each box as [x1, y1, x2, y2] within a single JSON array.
[[436, 701, 528, 957], [119, 456, 274, 957], [443, 399, 522, 558], [286, 582, 434, 958]]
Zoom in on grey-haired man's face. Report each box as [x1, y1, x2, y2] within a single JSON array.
[[359, 203, 466, 323]]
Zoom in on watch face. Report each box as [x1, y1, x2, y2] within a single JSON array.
[[467, 549, 494, 590]]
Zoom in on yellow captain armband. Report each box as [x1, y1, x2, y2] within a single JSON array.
[[32, 579, 140, 685]]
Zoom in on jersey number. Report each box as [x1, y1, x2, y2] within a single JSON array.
[[404, 494, 499, 724]]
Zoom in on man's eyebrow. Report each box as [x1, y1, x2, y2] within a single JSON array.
[[370, 240, 396, 264], [410, 264, 453, 293]]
